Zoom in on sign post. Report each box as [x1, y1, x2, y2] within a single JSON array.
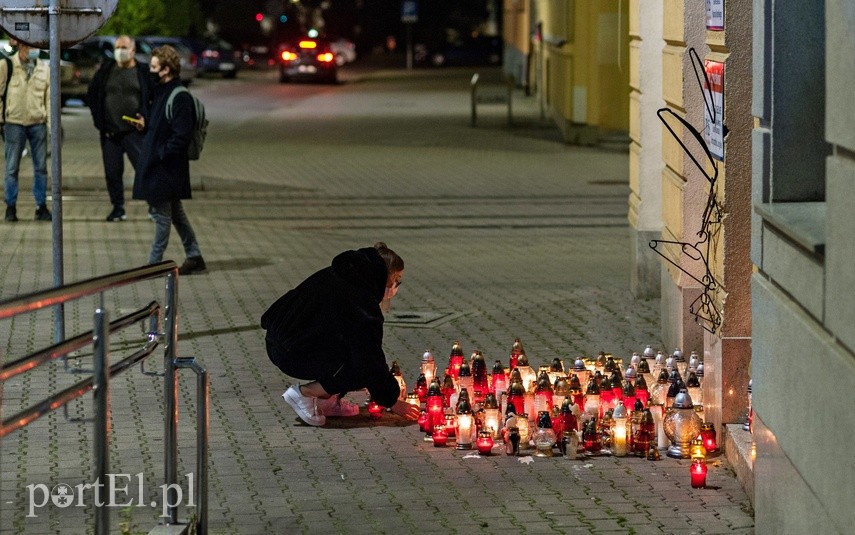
[[0, 0, 117, 344], [401, 0, 417, 70]]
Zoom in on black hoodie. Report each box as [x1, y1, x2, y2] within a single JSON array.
[[261, 247, 400, 407]]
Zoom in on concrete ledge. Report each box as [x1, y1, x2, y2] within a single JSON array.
[[147, 524, 190, 535], [724, 423, 754, 505]]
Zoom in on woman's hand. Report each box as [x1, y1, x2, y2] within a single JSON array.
[[390, 400, 419, 420]]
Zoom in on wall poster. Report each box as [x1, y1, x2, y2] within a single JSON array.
[[704, 60, 724, 161], [706, 0, 724, 30]]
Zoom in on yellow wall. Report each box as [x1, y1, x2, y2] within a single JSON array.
[[531, 0, 630, 141]]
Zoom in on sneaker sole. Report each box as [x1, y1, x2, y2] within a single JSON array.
[[282, 388, 325, 426]]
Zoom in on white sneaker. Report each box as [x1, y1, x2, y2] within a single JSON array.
[[282, 385, 326, 426], [318, 396, 360, 417]]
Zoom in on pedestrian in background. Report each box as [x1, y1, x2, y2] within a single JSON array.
[[132, 45, 206, 275], [262, 242, 419, 426], [87, 35, 152, 222], [0, 41, 51, 222]]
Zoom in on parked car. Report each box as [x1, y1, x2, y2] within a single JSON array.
[[138, 36, 199, 85], [239, 43, 273, 70], [78, 35, 152, 66], [417, 36, 503, 67], [181, 37, 240, 78], [277, 37, 337, 84], [325, 35, 357, 66], [58, 43, 100, 105], [0, 39, 92, 106]]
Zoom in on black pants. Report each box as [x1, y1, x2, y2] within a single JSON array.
[[100, 131, 143, 208], [266, 337, 355, 396]]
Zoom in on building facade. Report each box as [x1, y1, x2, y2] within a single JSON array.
[[507, 0, 855, 530]]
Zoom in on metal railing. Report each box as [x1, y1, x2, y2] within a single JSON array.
[[0, 261, 208, 535], [470, 72, 515, 127]]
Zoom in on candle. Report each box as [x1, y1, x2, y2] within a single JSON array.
[[367, 401, 383, 419], [432, 425, 448, 447], [700, 422, 717, 453], [690, 459, 707, 488], [476, 431, 494, 455], [456, 413, 474, 449], [611, 402, 629, 457], [650, 404, 669, 449]]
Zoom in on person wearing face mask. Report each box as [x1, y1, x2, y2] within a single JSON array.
[[131, 45, 206, 275], [0, 41, 52, 222], [87, 36, 153, 222], [261, 242, 418, 427]]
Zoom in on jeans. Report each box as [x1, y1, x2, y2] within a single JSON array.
[[4, 123, 48, 207], [148, 199, 202, 264], [101, 131, 143, 208]]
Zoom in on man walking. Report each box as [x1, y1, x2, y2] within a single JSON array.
[[87, 36, 152, 221], [0, 41, 51, 222], [132, 45, 206, 275]]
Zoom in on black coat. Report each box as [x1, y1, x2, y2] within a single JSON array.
[[132, 79, 193, 204], [261, 247, 401, 407], [87, 60, 152, 132]]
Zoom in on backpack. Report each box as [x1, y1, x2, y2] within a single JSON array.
[[165, 85, 208, 160]]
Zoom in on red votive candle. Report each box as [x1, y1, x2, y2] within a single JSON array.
[[432, 425, 449, 447], [368, 401, 383, 419], [691, 460, 707, 488], [476, 432, 494, 455]]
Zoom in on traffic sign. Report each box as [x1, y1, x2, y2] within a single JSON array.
[[401, 0, 418, 23], [0, 0, 117, 48]]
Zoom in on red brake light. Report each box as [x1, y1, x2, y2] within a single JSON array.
[[317, 52, 334, 63], [298, 40, 317, 49]]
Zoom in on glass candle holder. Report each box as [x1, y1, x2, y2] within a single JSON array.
[[691, 459, 707, 488], [432, 425, 448, 447], [476, 430, 494, 455]]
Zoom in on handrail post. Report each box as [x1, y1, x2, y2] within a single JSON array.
[[470, 73, 479, 127], [93, 307, 110, 535], [507, 74, 514, 126], [163, 271, 179, 525], [196, 363, 209, 535]]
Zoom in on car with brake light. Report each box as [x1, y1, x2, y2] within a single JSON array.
[[277, 38, 337, 84]]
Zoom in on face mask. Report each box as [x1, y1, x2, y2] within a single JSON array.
[[27, 50, 39, 61], [149, 70, 162, 85], [114, 48, 131, 64], [384, 284, 399, 300]]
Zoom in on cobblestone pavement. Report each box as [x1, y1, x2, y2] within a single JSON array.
[[0, 61, 754, 534]]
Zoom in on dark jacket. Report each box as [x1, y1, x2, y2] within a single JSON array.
[[87, 60, 152, 132], [132, 79, 193, 204], [261, 247, 401, 407]]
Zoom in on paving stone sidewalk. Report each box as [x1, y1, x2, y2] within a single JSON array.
[[0, 63, 753, 534]]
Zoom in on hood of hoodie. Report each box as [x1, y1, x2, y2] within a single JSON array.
[[330, 247, 387, 305]]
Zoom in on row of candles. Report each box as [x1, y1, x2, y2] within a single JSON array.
[[383, 340, 717, 488]]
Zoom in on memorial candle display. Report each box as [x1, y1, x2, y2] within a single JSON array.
[[404, 342, 715, 492]]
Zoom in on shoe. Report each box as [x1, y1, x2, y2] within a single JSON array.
[[318, 395, 360, 417], [282, 385, 326, 426], [4, 205, 17, 222], [178, 256, 206, 275], [106, 206, 127, 222], [35, 205, 52, 221]]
